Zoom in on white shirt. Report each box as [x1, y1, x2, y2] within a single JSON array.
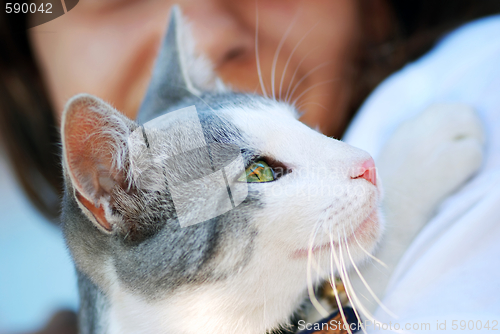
[[344, 15, 500, 333]]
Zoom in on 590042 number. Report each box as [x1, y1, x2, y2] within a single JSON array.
[[6, 2, 53, 14], [451, 320, 498, 331]]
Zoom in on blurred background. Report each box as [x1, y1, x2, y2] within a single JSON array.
[[0, 152, 78, 333]]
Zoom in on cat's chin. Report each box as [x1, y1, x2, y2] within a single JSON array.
[[290, 208, 381, 260]]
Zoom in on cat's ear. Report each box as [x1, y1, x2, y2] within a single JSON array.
[[61, 94, 136, 232], [137, 5, 221, 123]]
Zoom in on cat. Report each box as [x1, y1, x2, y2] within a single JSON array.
[[60, 6, 484, 334]]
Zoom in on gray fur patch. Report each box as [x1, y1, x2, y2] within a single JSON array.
[[112, 102, 262, 297]]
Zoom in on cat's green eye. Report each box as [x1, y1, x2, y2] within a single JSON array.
[[238, 161, 276, 183]]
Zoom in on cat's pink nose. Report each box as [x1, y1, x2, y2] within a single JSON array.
[[352, 158, 377, 186]]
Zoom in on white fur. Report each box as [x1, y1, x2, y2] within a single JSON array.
[[101, 99, 383, 334], [174, 6, 227, 94]]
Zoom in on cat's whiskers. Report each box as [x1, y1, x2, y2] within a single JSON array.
[[307, 218, 330, 318], [290, 78, 339, 108], [186, 88, 218, 113], [295, 92, 333, 107], [326, 224, 339, 306], [173, 84, 219, 115], [349, 217, 387, 268], [336, 231, 368, 334], [285, 61, 333, 104], [251, 84, 260, 95], [271, 15, 298, 101], [255, 4, 268, 98], [283, 47, 318, 103], [296, 102, 329, 115], [279, 24, 319, 101], [316, 240, 327, 293], [327, 228, 352, 334], [343, 223, 396, 323]]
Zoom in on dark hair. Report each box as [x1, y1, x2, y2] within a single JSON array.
[[1, 0, 499, 222], [0, 12, 62, 222], [350, 0, 500, 122], [389, 0, 500, 62]]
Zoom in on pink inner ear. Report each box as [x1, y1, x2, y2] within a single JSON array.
[[63, 96, 127, 231], [76, 191, 112, 231]]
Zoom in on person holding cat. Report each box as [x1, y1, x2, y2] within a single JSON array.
[[1, 1, 500, 333]]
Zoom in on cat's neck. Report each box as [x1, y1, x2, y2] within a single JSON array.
[[94, 257, 310, 334], [105, 282, 305, 334], [77, 272, 111, 334]]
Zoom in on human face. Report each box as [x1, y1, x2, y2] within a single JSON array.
[[29, 0, 361, 137]]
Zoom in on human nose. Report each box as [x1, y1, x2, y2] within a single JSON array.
[[182, 2, 254, 68]]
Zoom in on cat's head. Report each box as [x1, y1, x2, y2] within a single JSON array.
[[61, 7, 383, 333]]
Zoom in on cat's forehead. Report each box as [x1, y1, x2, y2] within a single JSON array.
[[133, 93, 297, 150], [163, 92, 297, 124]]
